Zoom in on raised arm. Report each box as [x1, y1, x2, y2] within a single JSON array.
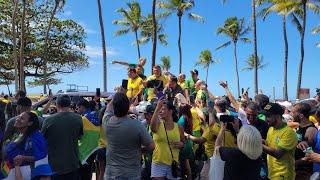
[[111, 60, 130, 66], [150, 98, 165, 133], [219, 81, 240, 112]]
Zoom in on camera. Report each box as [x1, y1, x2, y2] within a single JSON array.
[[146, 80, 164, 91], [220, 115, 234, 123]]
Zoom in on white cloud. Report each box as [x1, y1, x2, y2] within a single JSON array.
[[78, 22, 97, 34], [85, 45, 118, 58]]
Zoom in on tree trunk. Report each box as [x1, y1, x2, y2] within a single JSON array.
[[296, 2, 306, 99], [252, 0, 258, 95], [135, 30, 141, 59], [234, 43, 240, 98], [6, 84, 11, 96], [178, 15, 182, 73], [43, 1, 59, 94], [19, 0, 26, 92], [206, 65, 209, 84], [97, 0, 107, 92], [151, 0, 157, 72], [283, 15, 289, 101], [12, 0, 19, 92]]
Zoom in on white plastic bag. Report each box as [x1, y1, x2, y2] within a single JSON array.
[[209, 155, 225, 180]]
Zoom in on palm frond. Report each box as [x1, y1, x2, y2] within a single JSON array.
[[160, 56, 171, 71], [156, 11, 172, 19], [240, 26, 251, 36], [157, 2, 175, 10], [312, 26, 320, 34], [114, 28, 130, 36], [240, 37, 251, 43], [306, 2, 320, 14], [138, 36, 150, 45], [182, 2, 194, 11], [290, 13, 303, 35], [158, 34, 168, 46], [216, 41, 232, 51], [188, 13, 204, 23], [112, 20, 130, 26]]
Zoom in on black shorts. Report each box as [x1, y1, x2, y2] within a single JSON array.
[[95, 147, 106, 161]]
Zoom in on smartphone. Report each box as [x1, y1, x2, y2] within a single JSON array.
[[96, 88, 101, 97], [49, 89, 52, 96], [220, 115, 234, 123], [122, 79, 128, 89], [208, 99, 214, 109]]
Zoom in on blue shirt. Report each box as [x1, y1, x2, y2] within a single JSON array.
[[314, 130, 320, 172], [5, 131, 47, 168]]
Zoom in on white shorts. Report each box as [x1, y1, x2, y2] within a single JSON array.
[[151, 163, 179, 180]]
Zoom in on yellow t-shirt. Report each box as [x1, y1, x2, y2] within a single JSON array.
[[152, 121, 180, 165], [195, 89, 209, 102], [178, 81, 187, 90], [146, 75, 168, 101], [202, 123, 237, 157], [1, 99, 10, 104], [310, 115, 317, 124], [191, 107, 201, 132], [126, 76, 144, 99], [266, 125, 298, 180]]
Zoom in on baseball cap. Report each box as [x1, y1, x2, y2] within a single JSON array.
[[190, 69, 198, 75], [263, 103, 284, 116]]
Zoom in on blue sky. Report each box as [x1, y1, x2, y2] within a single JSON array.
[[5, 0, 320, 100]]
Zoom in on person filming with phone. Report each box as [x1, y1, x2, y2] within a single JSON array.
[[143, 65, 168, 102]]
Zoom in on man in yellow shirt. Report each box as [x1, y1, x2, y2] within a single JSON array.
[[263, 103, 298, 180], [126, 68, 144, 100], [178, 73, 187, 90], [143, 65, 168, 101]]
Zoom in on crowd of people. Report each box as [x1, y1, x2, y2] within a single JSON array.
[[0, 58, 320, 180]]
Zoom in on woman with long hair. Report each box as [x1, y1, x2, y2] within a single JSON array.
[[177, 104, 193, 180], [150, 99, 185, 179], [2, 112, 48, 179]]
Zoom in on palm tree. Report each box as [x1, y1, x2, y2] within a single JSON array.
[[196, 50, 218, 84], [216, 17, 250, 98], [139, 15, 168, 46], [113, 2, 144, 59], [158, 0, 204, 73], [152, 0, 157, 71], [139, 13, 169, 72], [11, 0, 19, 91], [19, 0, 27, 91], [160, 56, 171, 71], [43, 0, 66, 94], [312, 26, 320, 47], [242, 54, 268, 71], [292, 0, 320, 99], [97, 0, 107, 92], [252, 0, 259, 96], [258, 0, 299, 100]]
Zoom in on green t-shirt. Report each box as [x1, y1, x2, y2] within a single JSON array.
[[41, 112, 83, 175], [186, 78, 198, 95]]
